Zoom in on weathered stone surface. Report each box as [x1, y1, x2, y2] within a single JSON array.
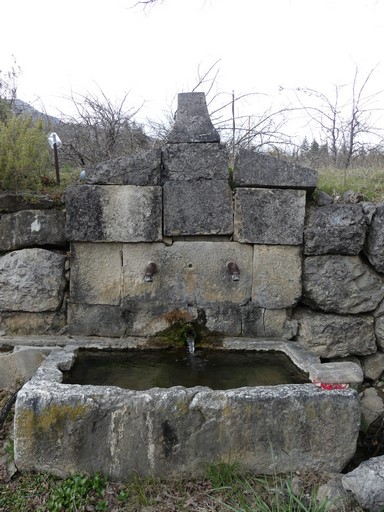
[[0, 347, 53, 389], [0, 191, 55, 212], [84, 148, 161, 185], [66, 185, 162, 242], [374, 300, 384, 351], [0, 249, 65, 312], [0, 210, 66, 251], [242, 305, 298, 339], [234, 188, 306, 245], [342, 456, 384, 512], [365, 204, 384, 273], [163, 181, 233, 236], [302, 255, 384, 314], [167, 92, 220, 143], [70, 243, 122, 305], [308, 362, 364, 384], [315, 191, 334, 206], [68, 304, 127, 337], [294, 307, 376, 357], [304, 204, 367, 255], [252, 245, 302, 308], [316, 473, 358, 512], [233, 149, 317, 189], [122, 242, 253, 305], [68, 242, 253, 335], [362, 352, 384, 380], [15, 353, 360, 480], [359, 388, 384, 428], [162, 143, 228, 181], [0, 311, 66, 336]]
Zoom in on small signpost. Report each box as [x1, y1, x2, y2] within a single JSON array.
[[47, 132, 62, 185]]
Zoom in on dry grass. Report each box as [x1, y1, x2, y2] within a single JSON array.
[[317, 166, 384, 203]]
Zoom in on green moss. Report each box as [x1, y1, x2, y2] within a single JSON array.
[[17, 403, 89, 437]]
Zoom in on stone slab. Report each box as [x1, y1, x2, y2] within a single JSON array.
[[252, 245, 302, 308], [241, 306, 298, 339], [0, 249, 66, 312], [122, 242, 253, 305], [308, 362, 364, 384], [66, 185, 162, 242], [233, 149, 317, 189], [342, 456, 384, 512], [163, 181, 233, 236], [302, 255, 384, 314], [15, 348, 360, 480], [0, 191, 55, 212], [304, 204, 367, 255], [84, 148, 161, 185], [70, 243, 122, 305], [364, 204, 384, 273], [167, 92, 220, 143], [294, 307, 377, 358], [234, 188, 306, 245], [0, 209, 66, 251], [0, 311, 66, 336], [162, 143, 228, 181]]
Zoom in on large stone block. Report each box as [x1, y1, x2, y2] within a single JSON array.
[[163, 181, 233, 236], [294, 307, 376, 358], [66, 185, 162, 242], [70, 243, 122, 305], [241, 305, 298, 339], [162, 143, 228, 181], [0, 191, 55, 212], [167, 92, 220, 143], [234, 188, 306, 245], [122, 242, 253, 305], [342, 456, 384, 512], [233, 149, 317, 189], [304, 204, 367, 255], [0, 209, 66, 251], [0, 249, 65, 312], [0, 311, 66, 336], [252, 245, 302, 308], [365, 204, 384, 273], [84, 148, 161, 185], [303, 255, 384, 314], [68, 304, 127, 337], [15, 368, 360, 480], [374, 300, 384, 351]]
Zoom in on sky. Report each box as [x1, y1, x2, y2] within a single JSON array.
[[1, 0, 384, 139]]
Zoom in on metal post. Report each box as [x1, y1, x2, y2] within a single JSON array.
[[53, 142, 60, 185]]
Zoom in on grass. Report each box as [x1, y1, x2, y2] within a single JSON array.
[[0, 463, 339, 512], [317, 166, 384, 203]]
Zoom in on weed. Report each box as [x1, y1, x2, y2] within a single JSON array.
[[46, 472, 108, 512]]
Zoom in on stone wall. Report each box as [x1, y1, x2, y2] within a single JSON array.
[[1, 92, 384, 384], [0, 192, 68, 335]]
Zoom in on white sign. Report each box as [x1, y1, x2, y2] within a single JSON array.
[[47, 132, 62, 149]]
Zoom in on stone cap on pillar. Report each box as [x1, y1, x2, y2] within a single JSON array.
[[167, 92, 220, 143]]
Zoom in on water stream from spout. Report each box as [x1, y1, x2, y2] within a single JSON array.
[[186, 337, 195, 355]]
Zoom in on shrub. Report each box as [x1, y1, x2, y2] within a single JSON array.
[[0, 115, 51, 190]]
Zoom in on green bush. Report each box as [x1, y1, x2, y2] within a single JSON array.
[[0, 115, 51, 190]]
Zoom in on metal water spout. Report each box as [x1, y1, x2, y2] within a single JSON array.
[[144, 262, 157, 282], [227, 262, 240, 281]]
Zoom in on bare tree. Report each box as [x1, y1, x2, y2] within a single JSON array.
[[0, 57, 21, 122], [286, 66, 384, 170], [59, 87, 149, 166]]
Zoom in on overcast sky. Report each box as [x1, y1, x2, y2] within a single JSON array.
[[1, 0, 384, 137]]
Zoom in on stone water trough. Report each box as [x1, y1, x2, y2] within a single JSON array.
[[14, 337, 361, 481], [12, 92, 364, 480]]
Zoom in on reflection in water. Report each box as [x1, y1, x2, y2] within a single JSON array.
[[64, 349, 309, 390]]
